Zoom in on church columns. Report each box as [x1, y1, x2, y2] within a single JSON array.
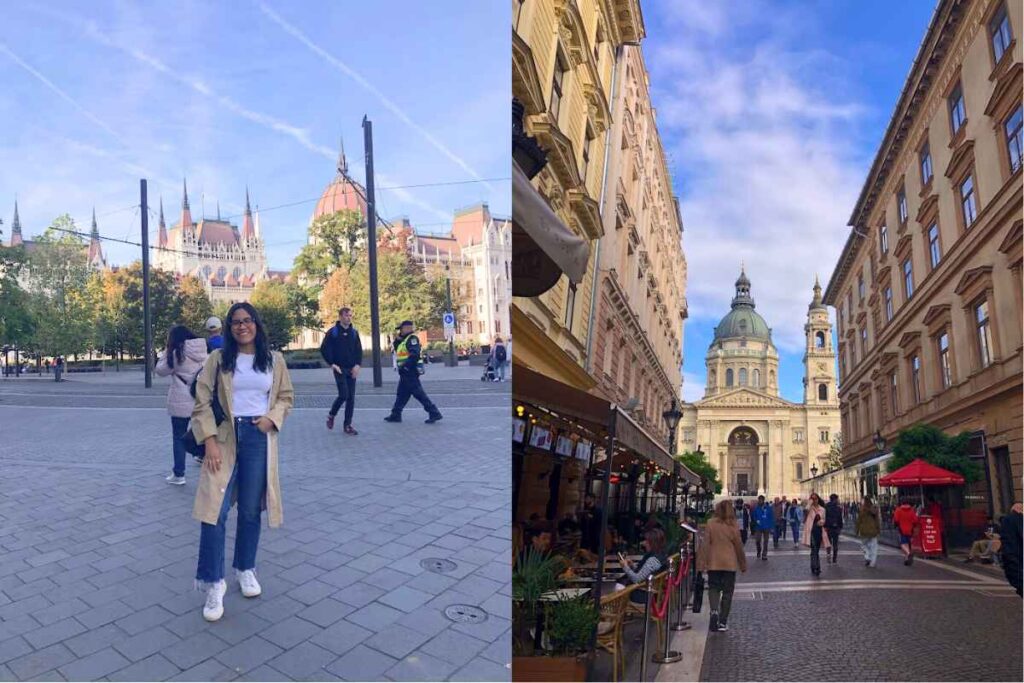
[[756, 447, 764, 494], [720, 450, 729, 496]]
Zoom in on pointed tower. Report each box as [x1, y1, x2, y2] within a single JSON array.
[[10, 200, 23, 247], [337, 137, 348, 177], [158, 197, 168, 248], [241, 186, 256, 241], [87, 208, 106, 269], [253, 203, 262, 240], [804, 275, 837, 405], [181, 178, 193, 238]]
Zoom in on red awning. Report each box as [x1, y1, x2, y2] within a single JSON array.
[[878, 458, 965, 487]]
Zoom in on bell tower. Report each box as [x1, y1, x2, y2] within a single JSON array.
[[804, 276, 836, 405]]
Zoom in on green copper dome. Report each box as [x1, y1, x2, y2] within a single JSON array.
[[712, 268, 773, 343]]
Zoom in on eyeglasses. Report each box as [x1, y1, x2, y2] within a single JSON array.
[[230, 318, 255, 328]]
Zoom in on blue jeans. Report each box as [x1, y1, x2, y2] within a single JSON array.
[[497, 362, 506, 381], [790, 522, 801, 543], [196, 418, 268, 584], [170, 417, 190, 477]]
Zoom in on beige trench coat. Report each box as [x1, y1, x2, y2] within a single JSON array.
[[190, 349, 294, 528]]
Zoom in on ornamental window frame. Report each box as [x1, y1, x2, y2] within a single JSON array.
[[948, 81, 967, 138]]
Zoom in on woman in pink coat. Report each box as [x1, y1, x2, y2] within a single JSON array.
[[801, 493, 831, 576], [155, 326, 208, 486]]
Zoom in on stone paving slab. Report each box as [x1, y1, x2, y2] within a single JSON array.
[[0, 369, 510, 681]]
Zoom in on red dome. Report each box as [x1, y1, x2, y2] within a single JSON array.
[[314, 175, 367, 221]]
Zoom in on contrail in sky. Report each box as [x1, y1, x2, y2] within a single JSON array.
[[257, 2, 494, 194]]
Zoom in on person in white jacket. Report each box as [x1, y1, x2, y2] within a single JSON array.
[[155, 326, 208, 485]]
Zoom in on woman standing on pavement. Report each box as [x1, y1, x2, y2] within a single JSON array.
[[698, 500, 747, 633], [855, 496, 881, 568], [801, 493, 830, 576], [191, 302, 294, 622], [155, 325, 207, 486]]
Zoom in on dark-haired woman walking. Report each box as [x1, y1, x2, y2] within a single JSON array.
[[155, 325, 207, 485], [191, 302, 294, 621]]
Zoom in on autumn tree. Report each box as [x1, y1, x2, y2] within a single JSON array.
[[250, 280, 303, 350], [178, 274, 214, 336], [292, 209, 365, 287]]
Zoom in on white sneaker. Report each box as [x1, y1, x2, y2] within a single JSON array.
[[203, 580, 226, 621], [165, 474, 186, 486], [237, 569, 262, 598]]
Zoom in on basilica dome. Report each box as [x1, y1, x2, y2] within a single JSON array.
[[712, 268, 773, 343]]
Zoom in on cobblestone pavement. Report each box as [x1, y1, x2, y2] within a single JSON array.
[[694, 537, 1022, 682], [0, 366, 511, 681]]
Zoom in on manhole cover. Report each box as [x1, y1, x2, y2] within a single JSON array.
[[445, 604, 488, 624], [420, 558, 458, 574]]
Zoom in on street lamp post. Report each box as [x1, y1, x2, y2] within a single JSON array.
[[662, 400, 683, 514], [810, 464, 819, 479], [873, 430, 887, 454], [444, 264, 456, 368]]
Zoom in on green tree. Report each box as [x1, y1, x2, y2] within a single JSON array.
[[178, 274, 214, 336], [250, 280, 299, 350], [98, 263, 181, 357], [292, 209, 365, 287], [0, 242, 35, 348], [26, 216, 93, 358], [676, 450, 723, 494], [348, 250, 448, 333], [888, 423, 981, 483]]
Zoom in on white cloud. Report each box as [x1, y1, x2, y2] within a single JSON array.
[[650, 3, 865, 352]]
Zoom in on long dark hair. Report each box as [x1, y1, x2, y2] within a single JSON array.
[[166, 325, 198, 368], [221, 302, 273, 373]]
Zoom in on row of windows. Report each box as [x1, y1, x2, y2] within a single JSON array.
[[721, 367, 775, 388]]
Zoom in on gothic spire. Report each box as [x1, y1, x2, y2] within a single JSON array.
[[241, 186, 256, 240], [182, 178, 190, 210], [12, 199, 21, 235], [337, 137, 348, 177], [158, 196, 168, 248], [91, 207, 99, 236]]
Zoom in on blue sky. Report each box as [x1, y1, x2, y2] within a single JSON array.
[[0, 2, 509, 271], [642, 0, 936, 403]]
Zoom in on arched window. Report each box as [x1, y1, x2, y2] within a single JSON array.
[[739, 368, 748, 386], [815, 331, 826, 348], [753, 369, 760, 387], [818, 383, 828, 401], [726, 369, 734, 387]]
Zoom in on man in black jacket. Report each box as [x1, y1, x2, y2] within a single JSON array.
[[825, 494, 843, 563], [1000, 502, 1022, 597], [320, 307, 363, 435]]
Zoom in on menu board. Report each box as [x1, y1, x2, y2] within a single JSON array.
[[529, 426, 553, 450], [512, 419, 526, 443], [555, 435, 574, 457], [575, 440, 592, 462]]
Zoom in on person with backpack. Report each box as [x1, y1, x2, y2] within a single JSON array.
[[788, 498, 804, 548], [191, 303, 294, 622], [155, 325, 208, 486], [490, 337, 508, 382], [320, 306, 363, 435], [855, 495, 881, 567], [824, 494, 844, 563], [752, 495, 774, 560]]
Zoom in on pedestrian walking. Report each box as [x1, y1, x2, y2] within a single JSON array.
[[505, 336, 513, 378], [698, 500, 747, 633], [780, 496, 790, 541], [999, 502, 1022, 597], [320, 306, 362, 435], [825, 494, 843, 563], [155, 325, 208, 486], [801, 493, 830, 576], [205, 317, 224, 352], [44, 359, 50, 374], [772, 497, 785, 549], [855, 495, 881, 568], [489, 337, 507, 382], [788, 499, 804, 548], [54, 356, 63, 382], [892, 498, 919, 566], [735, 499, 750, 546], [752, 495, 774, 561], [191, 302, 294, 622], [384, 321, 442, 424]]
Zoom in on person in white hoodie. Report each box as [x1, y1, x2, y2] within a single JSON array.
[[155, 326, 208, 485]]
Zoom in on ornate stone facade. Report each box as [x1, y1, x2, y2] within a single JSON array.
[[679, 273, 841, 497]]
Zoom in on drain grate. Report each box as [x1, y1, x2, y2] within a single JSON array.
[[445, 604, 488, 624], [420, 558, 458, 574]]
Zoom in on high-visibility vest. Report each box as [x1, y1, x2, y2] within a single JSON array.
[[396, 335, 423, 369]]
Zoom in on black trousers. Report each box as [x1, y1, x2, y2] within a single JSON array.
[[740, 529, 748, 546], [810, 528, 822, 574], [391, 373, 439, 416], [707, 570, 737, 622], [826, 528, 841, 561], [330, 369, 357, 425]]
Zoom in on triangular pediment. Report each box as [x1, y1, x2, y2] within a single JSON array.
[[696, 388, 797, 409]]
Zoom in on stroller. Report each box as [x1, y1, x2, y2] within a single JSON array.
[[481, 361, 497, 382]]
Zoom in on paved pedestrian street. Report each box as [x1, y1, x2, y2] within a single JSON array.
[[651, 539, 1022, 682], [0, 366, 511, 682]]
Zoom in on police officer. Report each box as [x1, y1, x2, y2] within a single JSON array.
[[384, 320, 443, 424]]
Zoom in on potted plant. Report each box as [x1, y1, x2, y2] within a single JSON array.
[[512, 548, 561, 657], [542, 595, 600, 681]]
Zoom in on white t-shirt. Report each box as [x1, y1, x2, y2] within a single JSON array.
[[231, 353, 272, 417]]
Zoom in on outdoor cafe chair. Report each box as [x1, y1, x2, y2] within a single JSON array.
[[596, 584, 637, 683], [624, 570, 669, 652]]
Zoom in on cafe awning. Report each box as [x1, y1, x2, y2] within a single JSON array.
[[514, 364, 699, 484], [878, 458, 965, 487], [512, 161, 590, 297]]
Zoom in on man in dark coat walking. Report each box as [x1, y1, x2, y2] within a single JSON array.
[[1000, 502, 1022, 597]]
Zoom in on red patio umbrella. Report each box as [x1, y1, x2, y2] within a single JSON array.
[[878, 458, 964, 506]]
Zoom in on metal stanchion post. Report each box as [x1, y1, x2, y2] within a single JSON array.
[[653, 557, 682, 664], [640, 573, 653, 682], [671, 549, 691, 631]]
